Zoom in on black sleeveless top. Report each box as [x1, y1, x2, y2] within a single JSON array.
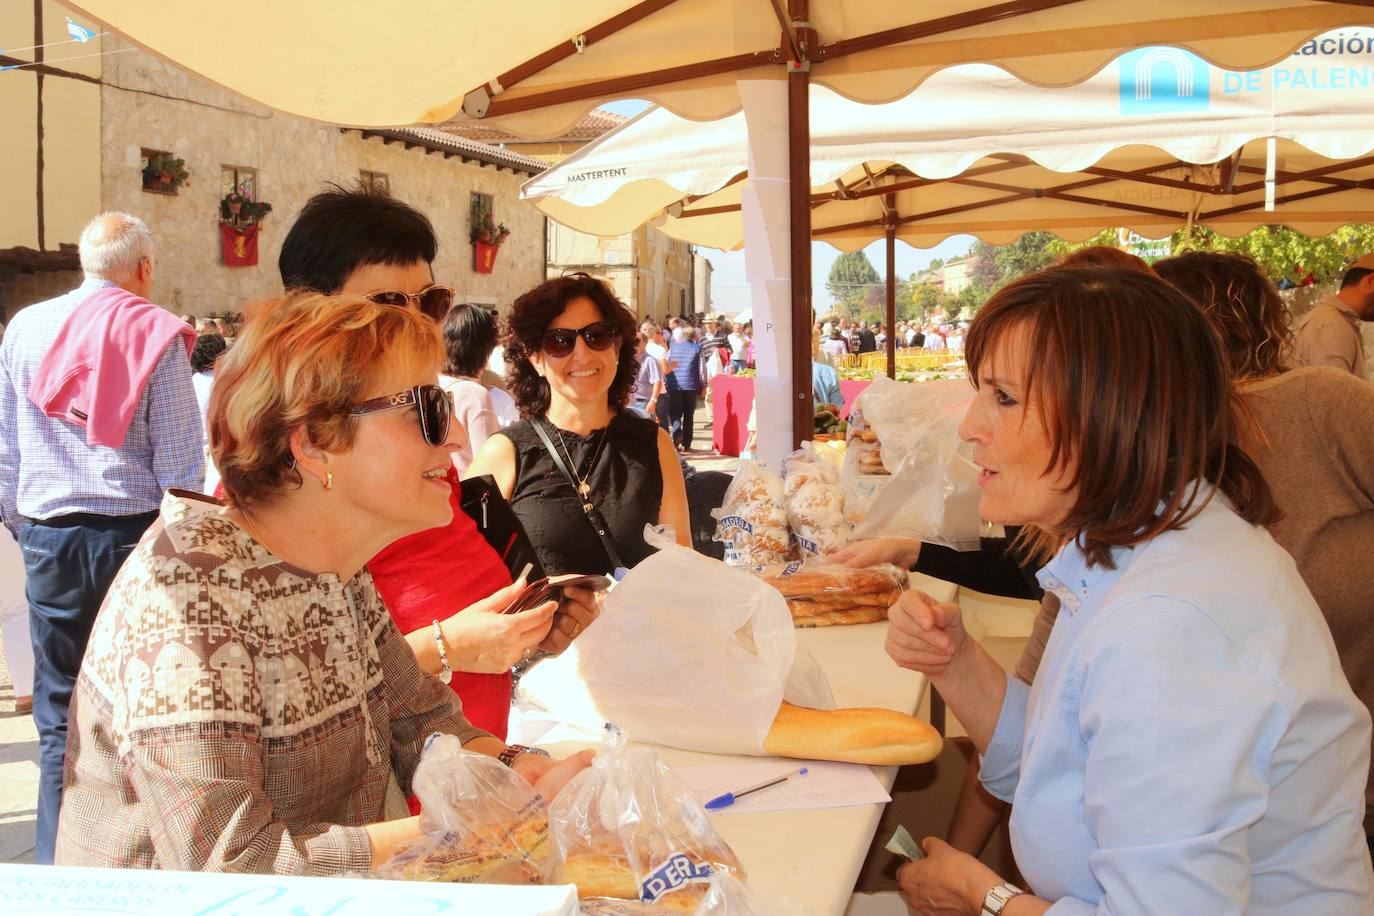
[[499, 412, 663, 575]]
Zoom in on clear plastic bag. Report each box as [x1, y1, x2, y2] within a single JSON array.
[[711, 460, 789, 568], [550, 729, 744, 912], [782, 444, 852, 559], [516, 527, 833, 755], [376, 733, 550, 885], [844, 376, 982, 550], [754, 560, 907, 628]]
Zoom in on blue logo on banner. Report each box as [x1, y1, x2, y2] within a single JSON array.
[[1119, 47, 1210, 114]]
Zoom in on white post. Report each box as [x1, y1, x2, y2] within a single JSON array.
[[737, 79, 794, 471]]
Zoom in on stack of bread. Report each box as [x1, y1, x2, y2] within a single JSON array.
[[713, 461, 790, 567], [850, 427, 888, 475], [756, 561, 906, 628], [782, 447, 852, 558]]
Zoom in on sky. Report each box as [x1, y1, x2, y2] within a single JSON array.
[[594, 99, 974, 315]]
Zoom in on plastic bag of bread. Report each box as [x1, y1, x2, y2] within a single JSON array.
[[376, 733, 550, 885], [846, 376, 982, 550], [550, 728, 745, 912], [782, 444, 852, 558], [517, 526, 833, 757], [711, 460, 789, 568], [755, 560, 906, 628]]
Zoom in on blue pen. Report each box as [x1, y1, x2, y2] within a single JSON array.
[[704, 767, 808, 810]]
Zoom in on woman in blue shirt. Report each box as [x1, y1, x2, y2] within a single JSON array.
[[888, 266, 1372, 916]]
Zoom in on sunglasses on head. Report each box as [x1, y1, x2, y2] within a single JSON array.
[[540, 321, 619, 359], [366, 285, 455, 321], [349, 384, 452, 446]]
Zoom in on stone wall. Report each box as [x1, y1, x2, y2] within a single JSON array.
[[97, 37, 545, 318], [0, 267, 82, 324]]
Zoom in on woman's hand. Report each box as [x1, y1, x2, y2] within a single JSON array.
[[441, 580, 556, 674], [828, 537, 923, 570], [519, 750, 596, 800], [538, 585, 601, 656], [897, 837, 1003, 916], [886, 590, 968, 678]]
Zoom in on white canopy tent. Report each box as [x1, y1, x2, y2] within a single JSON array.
[[524, 34, 1374, 248], [522, 33, 1374, 393], [66, 0, 1374, 457]]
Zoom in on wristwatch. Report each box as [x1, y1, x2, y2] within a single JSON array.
[[981, 882, 1026, 915], [497, 743, 551, 768]]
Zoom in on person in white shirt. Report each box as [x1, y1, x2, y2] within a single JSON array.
[[727, 324, 748, 373], [639, 319, 671, 430], [190, 333, 226, 493]]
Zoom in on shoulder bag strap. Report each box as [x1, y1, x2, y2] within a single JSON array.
[[531, 419, 627, 574]]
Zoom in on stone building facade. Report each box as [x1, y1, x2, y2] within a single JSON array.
[[2, 4, 548, 322], [450, 114, 699, 323], [545, 222, 694, 322]]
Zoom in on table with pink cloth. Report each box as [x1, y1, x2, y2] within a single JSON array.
[[709, 375, 871, 457]]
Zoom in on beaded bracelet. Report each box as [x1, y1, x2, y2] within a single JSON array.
[[431, 619, 453, 684]]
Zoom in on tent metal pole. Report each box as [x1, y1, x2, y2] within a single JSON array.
[[788, 0, 814, 449], [885, 193, 897, 380]]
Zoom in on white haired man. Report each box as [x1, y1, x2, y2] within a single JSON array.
[[0, 212, 203, 863]]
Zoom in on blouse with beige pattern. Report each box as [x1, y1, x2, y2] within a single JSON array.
[[55, 495, 490, 873]]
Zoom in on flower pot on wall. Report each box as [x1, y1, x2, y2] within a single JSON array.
[[473, 241, 500, 274]]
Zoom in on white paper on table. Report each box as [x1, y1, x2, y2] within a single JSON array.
[[678, 760, 891, 815]]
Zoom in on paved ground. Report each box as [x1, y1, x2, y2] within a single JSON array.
[[0, 403, 735, 868], [0, 632, 37, 865]]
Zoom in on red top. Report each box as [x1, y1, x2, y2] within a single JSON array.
[[367, 468, 514, 742]]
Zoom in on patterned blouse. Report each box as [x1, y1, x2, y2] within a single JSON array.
[[55, 492, 490, 873]]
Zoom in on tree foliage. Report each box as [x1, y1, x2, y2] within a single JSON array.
[[1172, 224, 1374, 285], [826, 250, 882, 318]]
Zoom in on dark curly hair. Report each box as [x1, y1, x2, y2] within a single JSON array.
[[191, 333, 227, 374], [503, 273, 639, 418], [1154, 251, 1291, 380]]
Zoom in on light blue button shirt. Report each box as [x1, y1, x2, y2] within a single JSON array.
[[0, 278, 204, 534], [980, 495, 1373, 915]]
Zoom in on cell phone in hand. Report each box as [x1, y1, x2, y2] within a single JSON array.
[[501, 577, 553, 615]]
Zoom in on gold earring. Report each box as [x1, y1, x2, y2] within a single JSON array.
[[324, 471, 333, 491]]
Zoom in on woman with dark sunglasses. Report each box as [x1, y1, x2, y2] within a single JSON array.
[[56, 292, 593, 874], [272, 186, 599, 752], [468, 273, 692, 578]]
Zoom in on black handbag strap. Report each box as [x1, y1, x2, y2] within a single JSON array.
[[532, 419, 627, 574]]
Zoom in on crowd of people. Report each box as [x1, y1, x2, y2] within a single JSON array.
[[1, 189, 1372, 912], [817, 317, 968, 357]]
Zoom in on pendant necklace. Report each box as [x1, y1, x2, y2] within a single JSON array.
[[552, 420, 608, 506]]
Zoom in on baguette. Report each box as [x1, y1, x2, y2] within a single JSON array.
[[763, 701, 942, 765]]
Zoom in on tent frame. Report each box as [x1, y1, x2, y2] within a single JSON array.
[[468, 0, 1374, 445]]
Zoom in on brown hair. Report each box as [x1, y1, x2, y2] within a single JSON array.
[[209, 292, 444, 509], [1059, 245, 1154, 274], [1153, 251, 1291, 380], [965, 265, 1276, 568], [503, 273, 639, 418]]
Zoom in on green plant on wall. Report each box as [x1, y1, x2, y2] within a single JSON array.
[[142, 154, 190, 191]]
